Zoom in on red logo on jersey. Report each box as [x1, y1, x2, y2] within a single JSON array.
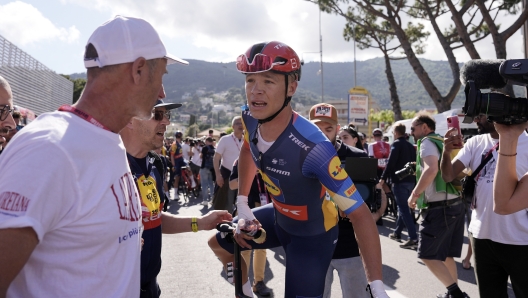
[[345, 184, 357, 197], [272, 198, 308, 221], [111, 172, 141, 222]]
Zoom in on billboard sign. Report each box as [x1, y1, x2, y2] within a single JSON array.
[[348, 94, 369, 125]]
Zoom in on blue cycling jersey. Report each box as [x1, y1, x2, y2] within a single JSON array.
[[242, 109, 364, 237]]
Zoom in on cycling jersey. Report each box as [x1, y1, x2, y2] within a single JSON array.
[[127, 152, 164, 297], [241, 109, 364, 237], [170, 141, 184, 176], [368, 141, 391, 169]]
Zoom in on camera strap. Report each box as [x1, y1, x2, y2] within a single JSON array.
[[471, 142, 499, 181]]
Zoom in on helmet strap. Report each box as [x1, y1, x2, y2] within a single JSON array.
[[257, 75, 291, 124]]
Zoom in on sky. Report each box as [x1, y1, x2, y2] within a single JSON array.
[[0, 0, 525, 75]]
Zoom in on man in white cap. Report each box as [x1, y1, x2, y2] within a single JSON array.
[[0, 16, 188, 298]]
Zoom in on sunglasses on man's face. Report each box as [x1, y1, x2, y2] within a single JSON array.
[[0, 105, 13, 121], [0, 127, 10, 135], [153, 110, 171, 121]]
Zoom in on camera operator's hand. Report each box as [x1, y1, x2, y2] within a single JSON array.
[[443, 127, 463, 152], [494, 122, 528, 141]]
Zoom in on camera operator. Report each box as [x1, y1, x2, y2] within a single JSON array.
[[493, 121, 528, 214], [380, 123, 417, 249], [441, 115, 528, 298], [409, 113, 468, 298]]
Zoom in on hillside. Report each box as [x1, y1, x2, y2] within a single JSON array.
[[70, 57, 469, 110]]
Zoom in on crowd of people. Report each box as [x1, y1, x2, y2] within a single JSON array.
[[1, 14, 527, 298]]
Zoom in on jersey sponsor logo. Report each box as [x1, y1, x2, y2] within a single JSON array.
[[265, 166, 290, 176], [261, 173, 281, 197], [118, 227, 140, 244], [272, 198, 308, 220], [328, 156, 347, 180], [272, 158, 278, 164], [345, 184, 357, 197], [0, 192, 29, 215], [111, 172, 141, 222], [288, 133, 310, 151]]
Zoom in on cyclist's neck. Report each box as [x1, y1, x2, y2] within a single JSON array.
[[259, 106, 292, 142]]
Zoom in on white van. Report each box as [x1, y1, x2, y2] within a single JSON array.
[[383, 108, 478, 144]]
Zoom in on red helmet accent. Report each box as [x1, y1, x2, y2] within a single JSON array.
[[237, 41, 302, 81]]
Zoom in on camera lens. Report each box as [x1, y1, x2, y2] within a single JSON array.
[[463, 81, 528, 125]]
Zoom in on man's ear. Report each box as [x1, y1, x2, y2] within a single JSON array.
[[131, 57, 148, 84], [287, 80, 298, 97]]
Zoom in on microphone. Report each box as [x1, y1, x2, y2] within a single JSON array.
[[460, 59, 507, 89]]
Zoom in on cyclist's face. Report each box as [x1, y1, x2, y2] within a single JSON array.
[[245, 71, 297, 120], [314, 121, 338, 144]]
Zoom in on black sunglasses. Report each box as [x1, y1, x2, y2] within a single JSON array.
[[410, 122, 424, 132], [0, 105, 13, 121], [0, 127, 10, 135], [153, 110, 171, 121]]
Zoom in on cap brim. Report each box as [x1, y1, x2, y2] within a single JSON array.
[[165, 53, 189, 65], [310, 118, 337, 125], [154, 102, 182, 110]]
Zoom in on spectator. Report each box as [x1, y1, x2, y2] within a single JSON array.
[[359, 132, 368, 153], [0, 76, 15, 155], [382, 136, 389, 143], [189, 138, 202, 189], [182, 137, 192, 163], [200, 137, 216, 205], [380, 123, 417, 248], [450, 117, 528, 297], [212, 116, 243, 213], [208, 41, 387, 298], [309, 103, 384, 298], [408, 113, 467, 298], [170, 131, 184, 197], [4, 111, 21, 146], [120, 98, 231, 297], [0, 16, 183, 297], [338, 125, 364, 151], [368, 128, 391, 178]]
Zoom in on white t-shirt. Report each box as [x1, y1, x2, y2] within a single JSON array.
[[182, 143, 191, 163], [454, 133, 528, 245], [215, 133, 243, 171], [419, 138, 459, 202], [0, 111, 142, 297], [191, 145, 202, 166]]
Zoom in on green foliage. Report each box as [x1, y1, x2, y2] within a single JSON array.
[[370, 109, 418, 125], [61, 74, 86, 104], [186, 124, 200, 138], [225, 127, 234, 134]]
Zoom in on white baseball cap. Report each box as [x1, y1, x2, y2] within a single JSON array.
[[84, 16, 188, 68]]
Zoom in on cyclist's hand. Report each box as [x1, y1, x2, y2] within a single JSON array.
[[216, 175, 224, 187]]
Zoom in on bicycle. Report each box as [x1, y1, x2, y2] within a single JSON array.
[[179, 165, 199, 199], [216, 222, 265, 298]]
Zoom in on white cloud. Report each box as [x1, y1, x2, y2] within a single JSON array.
[[0, 1, 80, 46], [54, 0, 526, 64]]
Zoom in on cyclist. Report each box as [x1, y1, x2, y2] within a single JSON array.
[[170, 131, 184, 197], [208, 41, 388, 298]]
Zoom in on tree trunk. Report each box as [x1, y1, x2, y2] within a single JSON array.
[[444, 0, 481, 59], [383, 52, 403, 120]]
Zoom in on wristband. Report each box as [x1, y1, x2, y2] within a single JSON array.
[[191, 217, 198, 233], [367, 280, 389, 298]]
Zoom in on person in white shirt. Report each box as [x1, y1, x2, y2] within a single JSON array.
[[212, 116, 243, 213], [182, 137, 192, 163], [0, 16, 187, 298], [441, 115, 528, 298]]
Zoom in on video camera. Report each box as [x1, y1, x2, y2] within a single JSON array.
[[461, 59, 528, 125]]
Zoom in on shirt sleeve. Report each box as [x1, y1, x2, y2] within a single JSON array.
[[453, 137, 476, 170], [302, 141, 365, 215], [216, 136, 226, 155]]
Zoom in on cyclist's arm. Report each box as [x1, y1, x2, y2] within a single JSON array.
[[347, 204, 383, 282]]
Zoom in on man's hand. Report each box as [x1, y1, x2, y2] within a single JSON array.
[[443, 127, 463, 153], [216, 175, 224, 187], [198, 210, 233, 230], [378, 179, 385, 187], [408, 191, 419, 209]]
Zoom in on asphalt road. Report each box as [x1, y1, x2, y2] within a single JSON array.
[[157, 190, 515, 297]]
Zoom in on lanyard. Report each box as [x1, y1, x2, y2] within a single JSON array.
[[58, 105, 112, 132], [232, 134, 241, 151]]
